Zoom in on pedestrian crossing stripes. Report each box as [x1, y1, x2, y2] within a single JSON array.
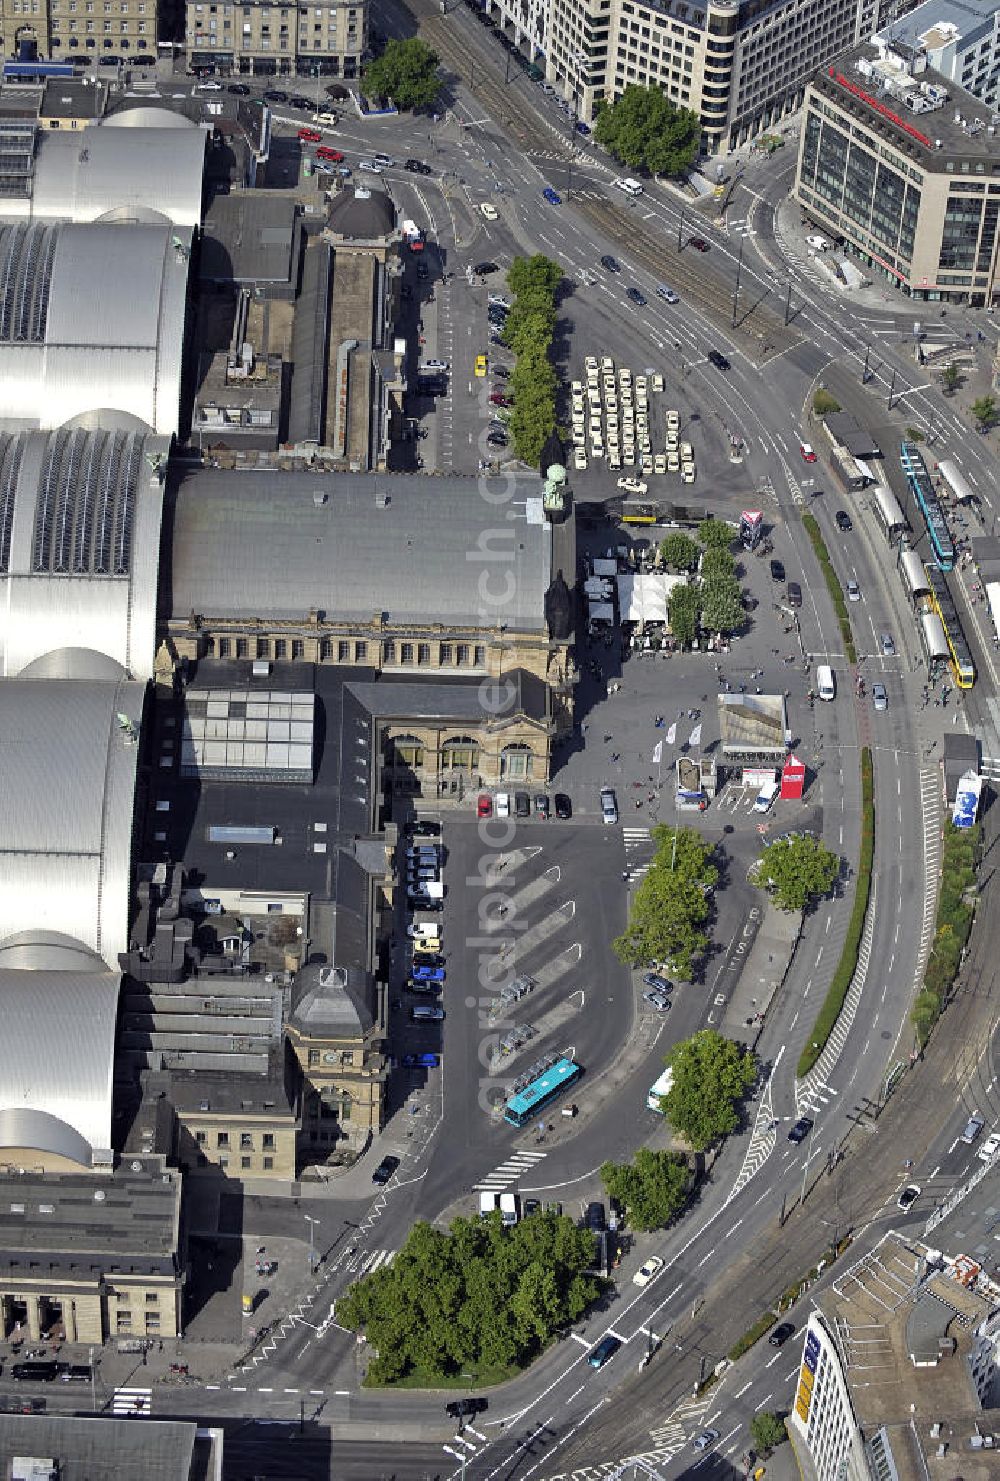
[[112, 1386, 151, 1417], [473, 1149, 547, 1191], [355, 1248, 396, 1276]]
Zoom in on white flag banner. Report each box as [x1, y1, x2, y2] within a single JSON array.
[[652, 741, 663, 765], [689, 723, 702, 748], [665, 723, 677, 745]]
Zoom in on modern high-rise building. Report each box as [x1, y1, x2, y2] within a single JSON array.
[[186, 0, 368, 78], [794, 35, 1000, 304], [481, 0, 903, 152], [878, 0, 1000, 111]]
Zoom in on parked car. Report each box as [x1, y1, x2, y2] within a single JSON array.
[[473, 261, 499, 275], [872, 683, 888, 711], [534, 794, 550, 819], [896, 1183, 922, 1208], [643, 989, 670, 1011], [515, 791, 531, 818], [495, 792, 510, 818], [769, 558, 786, 583], [788, 581, 802, 608], [642, 972, 672, 993], [371, 1154, 400, 1185], [555, 793, 572, 819], [600, 787, 618, 824], [617, 476, 648, 495], [316, 146, 344, 162], [477, 793, 492, 818], [479, 201, 499, 220], [977, 1131, 1000, 1162], [584, 1201, 606, 1230], [835, 509, 853, 531], [769, 1322, 796, 1347], [411, 964, 445, 982], [788, 1117, 814, 1144], [409, 820, 441, 837], [298, 127, 322, 143]]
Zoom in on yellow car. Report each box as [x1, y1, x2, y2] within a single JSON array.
[[474, 354, 488, 378]]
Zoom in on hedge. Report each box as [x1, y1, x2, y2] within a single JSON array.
[[802, 513, 856, 665], [911, 822, 978, 1046], [728, 1308, 778, 1362], [797, 748, 873, 1077]]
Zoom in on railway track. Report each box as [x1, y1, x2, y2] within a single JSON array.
[[413, 3, 800, 360]]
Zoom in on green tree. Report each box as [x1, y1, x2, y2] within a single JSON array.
[[754, 834, 840, 912], [662, 1030, 757, 1150], [700, 575, 745, 634], [812, 388, 841, 416], [614, 829, 716, 979], [660, 532, 700, 571], [362, 38, 441, 111], [751, 1412, 788, 1452], [601, 1147, 691, 1231], [940, 363, 961, 397], [594, 85, 700, 176], [507, 254, 562, 298], [337, 1211, 602, 1384], [701, 546, 735, 581], [971, 394, 997, 431], [668, 582, 700, 647], [697, 517, 734, 551]]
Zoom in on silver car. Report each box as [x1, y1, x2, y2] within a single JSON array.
[[872, 683, 887, 711], [600, 787, 618, 824]]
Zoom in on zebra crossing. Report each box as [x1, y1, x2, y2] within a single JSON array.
[[348, 1248, 396, 1277], [472, 1148, 547, 1193], [623, 825, 654, 882], [112, 1386, 151, 1417]]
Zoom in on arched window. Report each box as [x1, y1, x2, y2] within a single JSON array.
[[389, 734, 425, 768], [500, 743, 534, 780], [441, 735, 480, 771]]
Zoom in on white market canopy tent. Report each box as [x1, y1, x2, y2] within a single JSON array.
[[617, 572, 688, 625]]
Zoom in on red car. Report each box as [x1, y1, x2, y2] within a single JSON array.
[[799, 441, 817, 463], [316, 145, 345, 162], [298, 127, 322, 144], [477, 793, 492, 818], [489, 392, 511, 406]]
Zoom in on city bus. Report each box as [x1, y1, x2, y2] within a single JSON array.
[[646, 1066, 674, 1112], [503, 1057, 582, 1127]]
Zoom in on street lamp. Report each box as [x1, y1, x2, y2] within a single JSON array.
[[304, 1214, 319, 1271]]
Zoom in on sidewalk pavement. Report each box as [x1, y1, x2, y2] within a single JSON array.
[[720, 902, 801, 1044]]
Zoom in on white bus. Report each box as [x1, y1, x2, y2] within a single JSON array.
[[647, 1066, 674, 1113]]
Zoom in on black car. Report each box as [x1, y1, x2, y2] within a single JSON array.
[[447, 1397, 488, 1418], [787, 1117, 814, 1144], [487, 431, 508, 447], [585, 1201, 606, 1230], [288, 94, 313, 110], [769, 1322, 795, 1347], [523, 1198, 541, 1217], [626, 286, 647, 306], [707, 349, 730, 371], [407, 895, 443, 912], [488, 310, 507, 327], [769, 558, 786, 583], [554, 793, 572, 819], [227, 82, 251, 95], [601, 254, 620, 272], [406, 979, 442, 994], [492, 365, 510, 380], [409, 820, 442, 837], [473, 261, 499, 275], [418, 377, 448, 397], [835, 509, 853, 532], [372, 1154, 400, 1185], [689, 235, 710, 252], [263, 89, 288, 103], [411, 952, 446, 968], [405, 158, 432, 174], [514, 791, 531, 817], [787, 581, 803, 608]]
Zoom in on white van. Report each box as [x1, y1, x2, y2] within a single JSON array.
[[479, 1191, 499, 1217], [499, 1192, 519, 1227], [615, 177, 644, 196], [753, 778, 779, 813], [817, 664, 836, 701]]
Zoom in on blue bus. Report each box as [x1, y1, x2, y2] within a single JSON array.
[[503, 1057, 582, 1127], [900, 441, 954, 571]]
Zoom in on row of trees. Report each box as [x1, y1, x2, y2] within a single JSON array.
[[613, 825, 718, 979], [658, 519, 746, 644], [505, 256, 562, 465], [337, 1210, 602, 1384], [593, 84, 700, 177]]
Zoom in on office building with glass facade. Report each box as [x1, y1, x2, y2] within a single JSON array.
[[794, 39, 1000, 304]]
